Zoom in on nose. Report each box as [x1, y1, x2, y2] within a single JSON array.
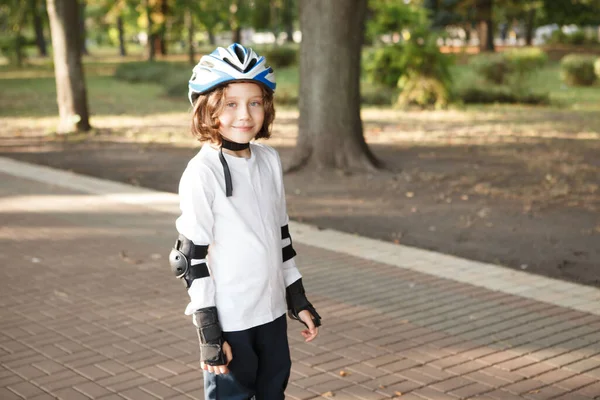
[[237, 104, 251, 120]]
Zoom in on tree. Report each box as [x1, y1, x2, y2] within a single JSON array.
[[46, 0, 91, 133], [290, 0, 380, 172], [29, 0, 47, 56], [477, 0, 495, 52], [541, 0, 600, 26], [184, 8, 194, 64], [79, 0, 88, 55], [144, 0, 155, 61], [0, 0, 28, 66], [281, 0, 295, 42], [156, 0, 168, 55]]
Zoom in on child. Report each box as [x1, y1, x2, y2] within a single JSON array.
[[168, 43, 321, 400]]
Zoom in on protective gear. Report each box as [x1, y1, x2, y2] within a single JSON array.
[[188, 43, 276, 105], [193, 307, 228, 366], [281, 225, 297, 262], [286, 278, 321, 329], [169, 235, 210, 288]]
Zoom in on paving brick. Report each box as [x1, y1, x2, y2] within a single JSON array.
[[554, 373, 598, 391], [502, 379, 547, 395], [430, 376, 474, 392], [374, 379, 422, 397], [74, 381, 113, 398], [380, 358, 422, 373], [410, 386, 460, 399], [521, 385, 569, 400], [53, 387, 92, 400], [120, 387, 160, 400], [565, 357, 600, 373], [286, 383, 319, 400], [3, 171, 600, 400], [573, 381, 600, 397], [339, 385, 388, 400], [140, 381, 180, 399], [444, 360, 487, 375], [513, 362, 558, 378], [448, 382, 494, 398], [306, 377, 355, 395]]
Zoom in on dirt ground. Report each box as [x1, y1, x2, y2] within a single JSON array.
[[1, 109, 599, 287]]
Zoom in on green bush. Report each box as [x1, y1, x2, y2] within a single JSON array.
[[469, 53, 510, 84], [457, 85, 549, 105], [503, 47, 548, 78], [262, 46, 297, 68], [114, 61, 188, 84], [363, 45, 406, 88], [361, 83, 398, 105], [560, 54, 597, 86], [594, 57, 600, 80], [548, 29, 598, 46], [163, 69, 195, 99], [395, 32, 454, 109]]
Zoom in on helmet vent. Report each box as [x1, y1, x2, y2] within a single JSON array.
[[223, 57, 244, 73], [244, 59, 257, 73], [233, 44, 246, 63]]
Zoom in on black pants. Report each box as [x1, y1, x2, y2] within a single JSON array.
[[204, 314, 291, 400]]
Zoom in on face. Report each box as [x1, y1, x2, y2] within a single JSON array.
[[218, 82, 265, 144]]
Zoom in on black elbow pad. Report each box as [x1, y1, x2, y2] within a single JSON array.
[[169, 234, 210, 288]]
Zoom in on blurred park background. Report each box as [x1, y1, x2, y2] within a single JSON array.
[[1, 0, 599, 286]]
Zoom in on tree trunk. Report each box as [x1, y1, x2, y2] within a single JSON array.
[[208, 29, 216, 46], [291, 0, 380, 172], [232, 27, 241, 43], [146, 0, 155, 61], [158, 0, 168, 55], [283, 0, 294, 42], [46, 0, 91, 133], [117, 15, 126, 56], [477, 0, 495, 52], [79, 0, 88, 55], [30, 0, 47, 56], [230, 0, 241, 43], [525, 8, 536, 46], [185, 9, 195, 65]]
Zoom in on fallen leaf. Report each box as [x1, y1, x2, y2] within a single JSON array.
[[322, 391, 335, 397], [119, 250, 142, 265], [394, 391, 403, 397], [339, 370, 349, 377], [406, 192, 414, 198], [378, 385, 386, 389]]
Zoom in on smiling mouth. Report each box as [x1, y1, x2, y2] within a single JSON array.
[[234, 126, 254, 130]]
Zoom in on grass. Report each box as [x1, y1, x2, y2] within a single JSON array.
[[1, 53, 600, 121], [451, 62, 600, 110]]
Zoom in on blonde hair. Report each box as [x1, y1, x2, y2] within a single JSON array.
[[190, 83, 275, 144]]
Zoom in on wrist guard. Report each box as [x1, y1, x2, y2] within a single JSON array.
[[192, 307, 227, 366], [286, 278, 322, 328]]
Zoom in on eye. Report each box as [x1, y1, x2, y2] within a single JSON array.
[[226, 102, 236, 108], [250, 101, 263, 107]]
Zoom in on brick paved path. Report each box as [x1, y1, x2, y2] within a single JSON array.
[[1, 164, 600, 400]]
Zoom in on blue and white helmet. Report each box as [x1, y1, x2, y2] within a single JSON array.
[[188, 43, 276, 105]]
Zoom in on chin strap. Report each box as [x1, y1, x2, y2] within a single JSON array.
[[218, 137, 250, 197]]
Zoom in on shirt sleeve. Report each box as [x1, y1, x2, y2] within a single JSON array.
[[175, 162, 217, 315], [274, 150, 302, 287]]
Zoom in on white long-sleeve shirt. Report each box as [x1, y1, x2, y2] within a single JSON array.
[[175, 142, 302, 332]]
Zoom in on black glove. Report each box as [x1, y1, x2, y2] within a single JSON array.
[[286, 278, 322, 328], [192, 307, 227, 366]]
